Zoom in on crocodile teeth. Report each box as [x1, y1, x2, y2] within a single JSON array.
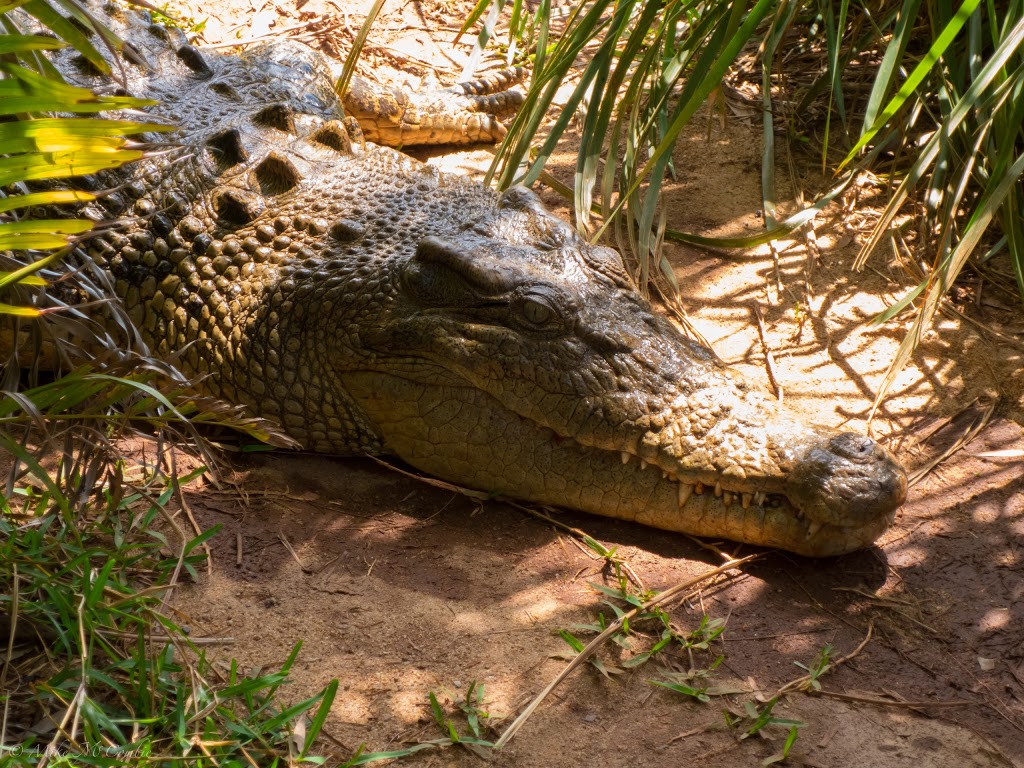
[[640, 460, 648, 470], [714, 482, 723, 497], [678, 483, 694, 507], [754, 492, 766, 506], [807, 521, 823, 538], [621, 452, 631, 465], [662, 471, 669, 480], [694, 482, 704, 495], [741, 493, 753, 509], [723, 492, 734, 506]]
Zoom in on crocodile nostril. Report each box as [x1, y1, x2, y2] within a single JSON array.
[[830, 433, 878, 461]]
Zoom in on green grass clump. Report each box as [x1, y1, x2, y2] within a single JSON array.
[[0, 376, 341, 765], [466, 0, 1024, 401]]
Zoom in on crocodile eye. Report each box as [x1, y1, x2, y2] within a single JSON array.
[[521, 297, 555, 325]]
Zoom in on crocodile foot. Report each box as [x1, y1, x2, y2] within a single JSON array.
[[342, 67, 527, 147]]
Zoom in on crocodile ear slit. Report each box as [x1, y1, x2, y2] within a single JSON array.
[[413, 237, 513, 292], [253, 152, 302, 195], [414, 236, 468, 264]]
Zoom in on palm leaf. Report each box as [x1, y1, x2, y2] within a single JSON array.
[[0, 10, 170, 319]]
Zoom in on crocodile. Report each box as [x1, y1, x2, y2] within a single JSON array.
[[9, 3, 906, 556]]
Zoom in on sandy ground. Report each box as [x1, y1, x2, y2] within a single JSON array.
[[66, 0, 1024, 764]]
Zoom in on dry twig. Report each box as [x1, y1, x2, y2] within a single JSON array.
[[906, 398, 997, 486], [751, 302, 783, 401]]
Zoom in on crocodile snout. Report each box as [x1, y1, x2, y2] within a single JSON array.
[[785, 432, 908, 530]]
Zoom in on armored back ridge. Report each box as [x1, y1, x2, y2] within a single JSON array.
[[18, 2, 907, 556]]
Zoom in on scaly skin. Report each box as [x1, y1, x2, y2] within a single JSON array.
[[28, 3, 906, 555], [342, 68, 526, 146]]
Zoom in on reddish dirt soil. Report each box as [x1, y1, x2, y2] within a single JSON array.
[[137, 1, 1024, 764]]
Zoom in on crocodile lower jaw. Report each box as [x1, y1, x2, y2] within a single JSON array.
[[603, 446, 889, 555], [342, 372, 893, 556]]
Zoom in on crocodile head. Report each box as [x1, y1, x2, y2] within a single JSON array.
[[343, 187, 907, 556]]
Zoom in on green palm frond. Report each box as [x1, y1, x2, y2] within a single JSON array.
[[0, 4, 169, 318], [844, 3, 1024, 410]]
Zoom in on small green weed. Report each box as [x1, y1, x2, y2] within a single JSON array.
[[792, 644, 833, 692], [150, 4, 207, 35], [0, 375, 408, 765], [428, 683, 495, 749], [554, 573, 733, 723], [724, 697, 806, 766], [452, 681, 493, 741], [0, 458, 336, 765], [344, 683, 498, 764]]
